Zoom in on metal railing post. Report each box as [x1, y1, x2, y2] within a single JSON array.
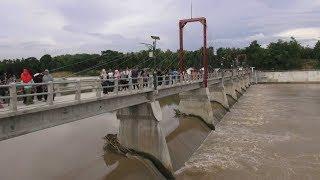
[[138, 77, 143, 90], [9, 83, 17, 111], [129, 77, 133, 92], [55, 83, 61, 97], [155, 76, 159, 89], [179, 74, 183, 84], [173, 75, 177, 85], [114, 79, 119, 94], [148, 76, 153, 89], [255, 70, 258, 84], [47, 81, 54, 105], [161, 76, 165, 87], [96, 79, 102, 98], [75, 80, 81, 101], [169, 75, 173, 86], [221, 70, 225, 87]]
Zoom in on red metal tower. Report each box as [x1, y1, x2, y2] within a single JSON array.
[[179, 17, 208, 87]]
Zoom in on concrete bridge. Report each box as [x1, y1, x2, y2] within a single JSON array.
[[0, 69, 253, 174]]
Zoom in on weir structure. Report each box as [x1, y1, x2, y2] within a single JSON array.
[[0, 16, 255, 176], [0, 69, 253, 177]]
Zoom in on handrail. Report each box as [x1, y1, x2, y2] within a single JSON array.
[[0, 69, 252, 112]]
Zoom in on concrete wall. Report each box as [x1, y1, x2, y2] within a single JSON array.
[[117, 101, 173, 171], [0, 80, 206, 141], [0, 92, 151, 141], [208, 83, 229, 110], [259, 71, 320, 83], [178, 88, 217, 128]]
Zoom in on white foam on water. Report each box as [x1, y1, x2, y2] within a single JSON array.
[[179, 84, 320, 179]]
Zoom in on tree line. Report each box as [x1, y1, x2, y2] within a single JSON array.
[[1, 37, 319, 77]]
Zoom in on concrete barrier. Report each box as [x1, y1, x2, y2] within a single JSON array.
[[178, 88, 216, 128], [259, 71, 320, 83], [208, 82, 229, 110], [224, 79, 238, 100], [117, 101, 173, 172]]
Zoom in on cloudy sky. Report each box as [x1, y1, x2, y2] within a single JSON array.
[[1, 0, 320, 59]]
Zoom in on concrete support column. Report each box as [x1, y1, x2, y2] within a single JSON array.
[[9, 83, 17, 111], [224, 79, 237, 100], [208, 82, 229, 110], [239, 76, 247, 91], [178, 88, 217, 128], [232, 77, 243, 95], [117, 101, 173, 171], [245, 75, 251, 88], [250, 70, 258, 84]]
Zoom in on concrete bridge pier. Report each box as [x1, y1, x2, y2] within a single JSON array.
[[244, 75, 251, 88], [233, 77, 244, 95], [224, 79, 238, 100], [178, 88, 217, 129], [208, 81, 229, 110], [239, 76, 248, 91], [117, 101, 173, 172]]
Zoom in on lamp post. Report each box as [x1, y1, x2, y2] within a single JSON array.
[[141, 36, 160, 70], [151, 36, 160, 70]]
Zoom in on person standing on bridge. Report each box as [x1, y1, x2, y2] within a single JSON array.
[[21, 69, 34, 105], [42, 69, 54, 102], [100, 69, 108, 94], [114, 70, 120, 80]]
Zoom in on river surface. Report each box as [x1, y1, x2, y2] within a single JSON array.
[[0, 84, 319, 180], [177, 84, 320, 180], [0, 94, 211, 180]]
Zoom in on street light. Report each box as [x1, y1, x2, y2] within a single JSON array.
[[150, 36, 160, 69], [140, 35, 160, 72], [151, 36, 160, 40], [140, 42, 154, 58], [151, 36, 160, 55]]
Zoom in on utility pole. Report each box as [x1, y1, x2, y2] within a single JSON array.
[[141, 36, 160, 90], [141, 36, 160, 70], [151, 36, 160, 70], [190, 1, 193, 18]]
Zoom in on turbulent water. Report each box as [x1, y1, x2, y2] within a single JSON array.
[[177, 84, 320, 180], [0, 84, 319, 180]]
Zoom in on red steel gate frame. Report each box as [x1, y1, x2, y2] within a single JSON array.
[[179, 17, 208, 87]]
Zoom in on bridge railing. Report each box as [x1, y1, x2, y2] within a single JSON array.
[[0, 70, 251, 112], [156, 73, 206, 89]]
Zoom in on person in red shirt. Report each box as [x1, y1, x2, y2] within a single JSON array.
[[20, 69, 34, 105]]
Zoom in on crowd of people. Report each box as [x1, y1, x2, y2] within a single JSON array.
[[99, 68, 155, 94], [0, 66, 204, 108], [98, 67, 203, 94], [0, 69, 54, 107]]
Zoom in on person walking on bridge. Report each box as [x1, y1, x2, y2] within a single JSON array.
[[100, 69, 108, 94], [21, 69, 34, 105], [42, 69, 54, 102]]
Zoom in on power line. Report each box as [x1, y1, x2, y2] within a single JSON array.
[[65, 54, 132, 77], [50, 55, 101, 72], [132, 56, 151, 69]]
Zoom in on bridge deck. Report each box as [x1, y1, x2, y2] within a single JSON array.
[[0, 71, 248, 118], [0, 89, 151, 117]]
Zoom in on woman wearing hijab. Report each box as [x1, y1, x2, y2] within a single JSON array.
[[20, 69, 34, 105]]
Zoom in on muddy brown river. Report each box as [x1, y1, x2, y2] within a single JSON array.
[[0, 84, 319, 180], [177, 84, 320, 180]]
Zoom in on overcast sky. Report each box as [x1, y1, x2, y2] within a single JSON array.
[[1, 0, 320, 59]]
